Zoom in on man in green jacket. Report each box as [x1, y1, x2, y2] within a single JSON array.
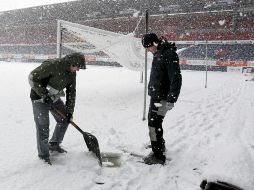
[[28, 52, 86, 165]]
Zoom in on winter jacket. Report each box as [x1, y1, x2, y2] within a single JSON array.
[[28, 54, 84, 114], [148, 43, 182, 103]]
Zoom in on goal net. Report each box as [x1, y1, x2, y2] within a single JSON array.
[[57, 20, 153, 71], [56, 20, 254, 73]]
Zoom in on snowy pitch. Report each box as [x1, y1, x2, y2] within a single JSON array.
[[0, 62, 254, 190]]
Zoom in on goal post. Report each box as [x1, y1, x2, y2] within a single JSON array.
[[56, 19, 148, 71], [56, 20, 62, 58]]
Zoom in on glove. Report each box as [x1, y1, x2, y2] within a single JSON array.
[[165, 102, 174, 110], [66, 113, 73, 123], [43, 95, 53, 105]]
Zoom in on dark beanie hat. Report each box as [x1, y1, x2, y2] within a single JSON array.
[[141, 33, 159, 48]]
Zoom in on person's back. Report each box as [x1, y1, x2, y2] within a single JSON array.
[[29, 58, 73, 100]]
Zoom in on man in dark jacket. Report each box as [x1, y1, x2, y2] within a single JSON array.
[[142, 33, 182, 165], [28, 52, 86, 165]]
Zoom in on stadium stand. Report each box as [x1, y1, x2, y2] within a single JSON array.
[[0, 0, 253, 70]]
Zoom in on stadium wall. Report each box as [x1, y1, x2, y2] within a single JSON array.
[[0, 53, 252, 72]]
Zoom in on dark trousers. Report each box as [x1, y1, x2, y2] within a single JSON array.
[[148, 98, 166, 156], [32, 99, 69, 157]]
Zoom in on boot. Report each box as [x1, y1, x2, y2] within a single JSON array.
[[151, 140, 166, 154], [145, 143, 166, 152], [143, 152, 166, 165], [39, 155, 52, 165], [49, 142, 67, 153]]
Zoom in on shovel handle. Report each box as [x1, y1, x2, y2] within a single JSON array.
[[51, 105, 102, 167], [51, 105, 84, 134]]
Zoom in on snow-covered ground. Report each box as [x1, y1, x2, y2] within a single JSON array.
[[0, 62, 254, 190]]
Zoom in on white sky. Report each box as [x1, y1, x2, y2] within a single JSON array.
[[0, 0, 77, 12]]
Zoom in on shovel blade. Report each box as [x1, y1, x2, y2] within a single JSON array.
[[83, 132, 102, 166]]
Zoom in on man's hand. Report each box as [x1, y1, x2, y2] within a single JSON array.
[[43, 95, 53, 105], [165, 102, 174, 110], [66, 113, 73, 123]]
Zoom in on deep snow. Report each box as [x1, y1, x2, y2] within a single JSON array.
[[0, 62, 254, 190]]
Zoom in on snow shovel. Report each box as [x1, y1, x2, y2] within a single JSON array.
[[52, 106, 102, 166]]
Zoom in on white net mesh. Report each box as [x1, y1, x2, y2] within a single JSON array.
[[60, 20, 153, 71]]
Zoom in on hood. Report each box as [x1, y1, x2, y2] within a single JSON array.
[[62, 52, 86, 69]]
